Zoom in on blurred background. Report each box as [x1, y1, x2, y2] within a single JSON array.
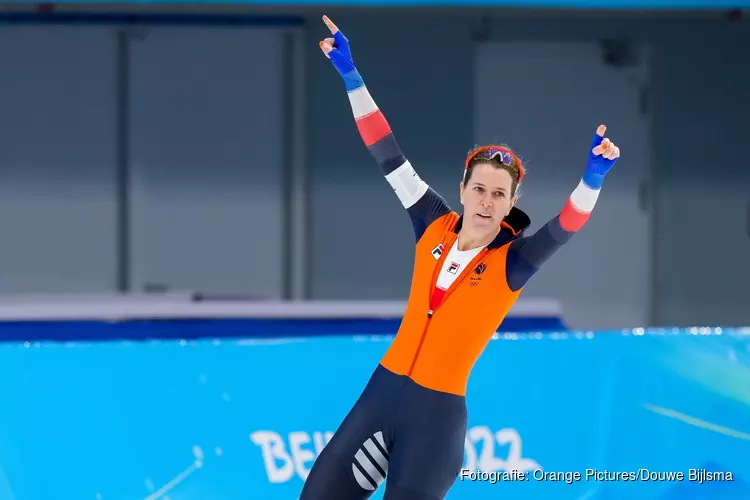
[[0, 0, 748, 499]]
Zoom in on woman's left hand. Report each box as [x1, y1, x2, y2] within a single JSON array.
[[588, 124, 620, 176]]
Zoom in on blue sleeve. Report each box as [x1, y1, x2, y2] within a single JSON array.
[[340, 70, 451, 242], [505, 216, 576, 292], [407, 188, 451, 241]]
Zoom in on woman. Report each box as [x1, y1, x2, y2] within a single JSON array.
[[301, 15, 620, 500]]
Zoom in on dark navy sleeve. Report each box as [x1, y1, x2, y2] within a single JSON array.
[[342, 71, 451, 241], [505, 175, 606, 291], [407, 188, 452, 241], [505, 216, 575, 292]]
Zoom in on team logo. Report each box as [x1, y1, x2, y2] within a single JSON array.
[[431, 244, 444, 260], [470, 263, 486, 287]]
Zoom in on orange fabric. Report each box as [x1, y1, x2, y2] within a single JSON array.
[[380, 212, 523, 396]]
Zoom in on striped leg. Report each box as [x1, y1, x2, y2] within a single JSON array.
[[352, 430, 390, 491], [300, 401, 391, 499]]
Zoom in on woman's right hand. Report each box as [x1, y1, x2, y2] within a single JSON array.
[[318, 15, 357, 77]]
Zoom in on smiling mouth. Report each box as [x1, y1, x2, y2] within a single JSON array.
[[476, 213, 491, 219]]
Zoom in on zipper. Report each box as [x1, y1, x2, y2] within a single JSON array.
[[406, 235, 451, 376], [406, 233, 489, 376], [407, 312, 434, 376]]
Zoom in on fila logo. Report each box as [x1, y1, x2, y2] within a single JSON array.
[[448, 262, 460, 274], [431, 243, 444, 260]]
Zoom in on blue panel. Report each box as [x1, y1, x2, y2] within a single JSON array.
[[0, 326, 748, 499], [0, 315, 564, 342]]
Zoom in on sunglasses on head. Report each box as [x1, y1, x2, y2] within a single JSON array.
[[464, 146, 525, 183]]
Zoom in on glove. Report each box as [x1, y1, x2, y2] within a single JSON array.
[[584, 125, 620, 189], [319, 15, 357, 77]]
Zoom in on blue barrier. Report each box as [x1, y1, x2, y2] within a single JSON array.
[[0, 326, 749, 499], [0, 296, 567, 341], [0, 315, 564, 342]]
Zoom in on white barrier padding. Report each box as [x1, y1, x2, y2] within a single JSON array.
[[0, 294, 562, 321]]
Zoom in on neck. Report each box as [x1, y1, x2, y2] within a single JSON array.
[[457, 225, 500, 251]]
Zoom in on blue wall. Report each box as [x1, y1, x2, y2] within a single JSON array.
[[0, 324, 748, 499]]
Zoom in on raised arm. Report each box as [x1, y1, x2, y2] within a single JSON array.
[[318, 15, 451, 241], [505, 125, 620, 292]]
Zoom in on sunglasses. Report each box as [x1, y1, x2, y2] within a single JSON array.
[[464, 146, 525, 183]]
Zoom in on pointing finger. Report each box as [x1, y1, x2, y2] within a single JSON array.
[[596, 124, 607, 137], [322, 15, 339, 34]]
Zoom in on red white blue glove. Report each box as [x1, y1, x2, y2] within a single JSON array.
[[558, 125, 621, 232]]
